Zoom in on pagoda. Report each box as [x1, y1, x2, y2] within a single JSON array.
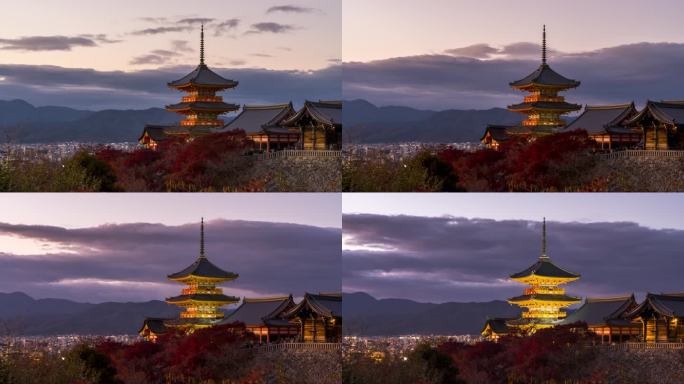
[[507, 218, 580, 334], [166, 25, 239, 131], [165, 218, 239, 331], [507, 25, 581, 133]]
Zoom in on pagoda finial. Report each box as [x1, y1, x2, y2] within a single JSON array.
[[540, 217, 548, 259], [542, 25, 547, 65], [200, 217, 206, 258], [200, 24, 205, 65]]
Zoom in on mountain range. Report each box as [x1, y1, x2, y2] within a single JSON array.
[[0, 99, 180, 143], [0, 291, 182, 336], [343, 292, 521, 336], [343, 99, 524, 144]]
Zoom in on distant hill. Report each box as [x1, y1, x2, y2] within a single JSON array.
[[0, 99, 180, 143], [343, 292, 521, 336], [0, 291, 182, 335], [343, 99, 523, 144]]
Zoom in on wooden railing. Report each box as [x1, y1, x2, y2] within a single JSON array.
[[254, 342, 341, 353], [600, 150, 684, 159], [255, 150, 342, 160], [605, 342, 684, 350]]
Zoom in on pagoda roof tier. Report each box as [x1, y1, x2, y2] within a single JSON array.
[[508, 101, 581, 112], [510, 257, 580, 281], [166, 101, 240, 113], [562, 103, 638, 135], [481, 317, 515, 335], [560, 295, 637, 326], [623, 100, 684, 127], [168, 64, 238, 90], [168, 255, 238, 281], [166, 293, 239, 304], [508, 293, 581, 304], [624, 293, 684, 319], [510, 64, 580, 90]]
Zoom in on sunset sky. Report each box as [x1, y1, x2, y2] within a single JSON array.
[[343, 0, 684, 109], [343, 194, 684, 303], [0, 0, 341, 109], [0, 194, 341, 303]]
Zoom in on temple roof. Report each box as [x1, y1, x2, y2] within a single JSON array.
[[625, 293, 684, 318], [508, 294, 581, 303], [560, 295, 636, 326], [510, 257, 580, 280], [166, 101, 240, 112], [510, 64, 580, 89], [624, 101, 684, 127], [220, 296, 295, 326], [562, 104, 638, 134], [166, 293, 239, 303], [482, 317, 514, 335], [167, 219, 238, 281], [139, 125, 176, 142], [282, 292, 342, 319], [281, 100, 342, 127], [138, 317, 170, 335], [220, 103, 295, 134], [508, 101, 581, 112]]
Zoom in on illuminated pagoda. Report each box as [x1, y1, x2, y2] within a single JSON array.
[[139, 25, 239, 148], [482, 26, 581, 148], [164, 218, 239, 331], [506, 218, 581, 334]]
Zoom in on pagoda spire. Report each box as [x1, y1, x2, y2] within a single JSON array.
[[200, 217, 206, 258], [540, 217, 548, 259], [200, 24, 205, 65], [542, 25, 547, 65]]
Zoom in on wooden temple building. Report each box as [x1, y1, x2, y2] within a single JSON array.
[[559, 104, 641, 150], [622, 101, 684, 150], [623, 293, 684, 343], [481, 26, 581, 149], [138, 25, 342, 151], [281, 293, 342, 343], [559, 296, 641, 343], [219, 296, 300, 343]]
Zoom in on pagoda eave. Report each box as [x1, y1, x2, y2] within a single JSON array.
[[510, 82, 580, 91], [168, 82, 238, 92], [167, 274, 239, 284], [510, 274, 580, 285]]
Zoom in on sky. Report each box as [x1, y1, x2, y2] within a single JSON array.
[[0, 0, 341, 109], [343, 194, 684, 303], [0, 194, 341, 303], [342, 0, 684, 110]]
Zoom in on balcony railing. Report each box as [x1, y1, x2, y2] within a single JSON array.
[[600, 150, 684, 159], [256, 150, 342, 160], [605, 342, 684, 350], [254, 342, 341, 353]]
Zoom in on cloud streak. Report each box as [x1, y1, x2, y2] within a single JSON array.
[[0, 36, 97, 51], [246, 22, 296, 35], [0, 220, 341, 303], [343, 214, 684, 303], [344, 42, 684, 110], [266, 5, 318, 14]]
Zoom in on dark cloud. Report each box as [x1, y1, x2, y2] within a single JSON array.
[[177, 18, 215, 25], [246, 22, 296, 35], [131, 26, 193, 36], [214, 19, 241, 36], [251, 53, 274, 58], [343, 214, 684, 303], [0, 63, 341, 109], [171, 40, 193, 53], [0, 220, 340, 303], [266, 5, 317, 14], [129, 49, 181, 66], [78, 34, 123, 44], [0, 36, 97, 51], [344, 42, 684, 110]]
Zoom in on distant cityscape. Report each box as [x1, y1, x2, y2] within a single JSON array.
[[0, 142, 139, 162], [344, 142, 482, 162], [1, 335, 139, 358], [344, 335, 477, 360]]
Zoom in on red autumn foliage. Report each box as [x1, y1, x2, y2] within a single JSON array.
[[94, 130, 266, 191], [439, 324, 602, 384], [97, 323, 262, 383], [439, 131, 603, 192]]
